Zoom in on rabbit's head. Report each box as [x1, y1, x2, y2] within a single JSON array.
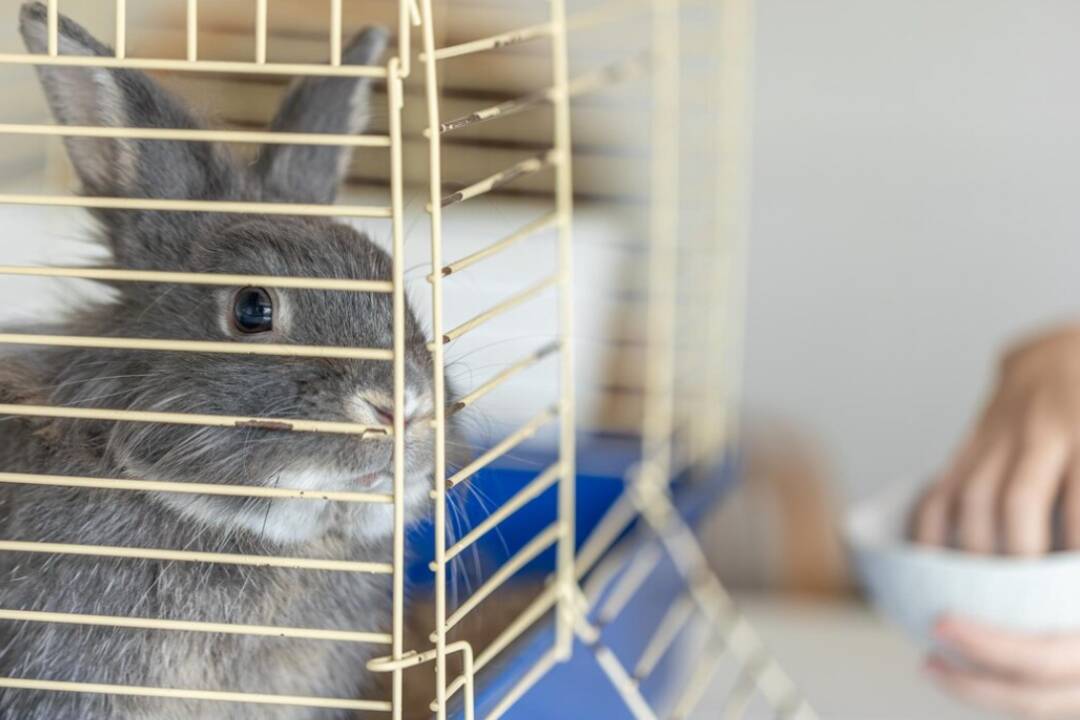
[[19, 3, 438, 545]]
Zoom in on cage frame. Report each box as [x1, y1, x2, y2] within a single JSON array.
[[0, 1, 816, 719]]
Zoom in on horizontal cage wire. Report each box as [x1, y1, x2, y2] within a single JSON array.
[[0, 0, 816, 719]]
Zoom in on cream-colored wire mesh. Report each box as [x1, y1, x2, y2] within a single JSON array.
[[0, 1, 815, 718], [0, 0, 411, 713], [559, 0, 819, 718]]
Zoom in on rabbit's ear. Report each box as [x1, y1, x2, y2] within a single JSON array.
[[254, 28, 388, 205], [19, 3, 236, 222]]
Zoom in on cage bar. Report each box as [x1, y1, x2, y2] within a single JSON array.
[[186, 0, 198, 61], [640, 0, 680, 483], [388, 55, 408, 720], [709, 0, 753, 467], [396, 0, 416, 78], [254, 0, 267, 64], [0, 194, 392, 218], [442, 524, 562, 634], [438, 151, 558, 208], [329, 0, 342, 65], [0, 403, 388, 437], [0, 609, 392, 645], [438, 87, 556, 135], [0, 470, 392, 504], [45, 0, 57, 55], [580, 530, 640, 605], [441, 275, 557, 344], [596, 543, 663, 624], [549, 0, 579, 664], [371, 642, 476, 720], [0, 540, 393, 574], [444, 406, 558, 489], [440, 584, 559, 704], [573, 605, 657, 720], [670, 636, 728, 720], [0, 124, 390, 148], [442, 461, 561, 563], [440, 212, 558, 277], [575, 492, 638, 580], [0, 333, 393, 361], [0, 677, 391, 712], [114, 0, 125, 58], [417, 2, 451, 715], [448, 341, 560, 415], [0, 53, 387, 78], [425, 22, 555, 62], [632, 591, 696, 680], [0, 266, 393, 292], [483, 647, 561, 720]]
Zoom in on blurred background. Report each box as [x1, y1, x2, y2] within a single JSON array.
[[746, 0, 1080, 507], [719, 1, 1080, 717]]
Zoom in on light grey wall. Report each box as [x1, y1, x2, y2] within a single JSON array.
[[744, 0, 1080, 499]]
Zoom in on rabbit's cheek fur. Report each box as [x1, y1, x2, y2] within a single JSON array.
[[145, 466, 432, 545], [119, 419, 436, 544]]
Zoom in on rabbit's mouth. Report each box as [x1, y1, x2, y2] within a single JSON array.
[[356, 472, 385, 488]]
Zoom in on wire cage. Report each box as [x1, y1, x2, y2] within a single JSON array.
[[0, 1, 817, 719]]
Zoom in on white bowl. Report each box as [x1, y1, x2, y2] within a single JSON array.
[[845, 482, 1080, 645]]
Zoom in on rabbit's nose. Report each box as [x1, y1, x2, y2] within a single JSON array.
[[350, 389, 431, 429], [370, 403, 417, 429], [371, 404, 396, 426]]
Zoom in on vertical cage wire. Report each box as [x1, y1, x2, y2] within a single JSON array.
[[113, 0, 125, 59], [416, 3, 450, 718], [185, 0, 197, 61], [550, 0, 578, 666], [412, 4, 447, 716], [389, 52, 409, 720], [411, 1, 577, 716]]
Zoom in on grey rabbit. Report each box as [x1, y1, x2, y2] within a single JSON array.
[[0, 3, 442, 718]]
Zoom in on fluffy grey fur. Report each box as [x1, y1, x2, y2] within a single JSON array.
[[0, 4, 437, 717]]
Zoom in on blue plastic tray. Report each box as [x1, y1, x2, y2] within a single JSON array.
[[406, 441, 737, 719]]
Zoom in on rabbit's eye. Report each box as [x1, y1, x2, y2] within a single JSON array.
[[232, 287, 274, 334]]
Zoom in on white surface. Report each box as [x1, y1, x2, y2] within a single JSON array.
[[707, 594, 989, 720], [744, 0, 1080, 500], [847, 483, 1080, 644]]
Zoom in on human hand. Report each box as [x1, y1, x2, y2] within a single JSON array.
[[928, 616, 1080, 719], [913, 326, 1080, 555]]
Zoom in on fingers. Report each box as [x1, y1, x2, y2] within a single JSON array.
[[955, 440, 1011, 553], [927, 655, 1080, 720], [912, 484, 951, 546], [931, 617, 1080, 719], [1003, 433, 1069, 555], [1060, 463, 1080, 550], [914, 431, 1010, 552], [935, 616, 1080, 683], [914, 433, 985, 547], [917, 352, 1077, 554], [915, 427, 1069, 554]]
